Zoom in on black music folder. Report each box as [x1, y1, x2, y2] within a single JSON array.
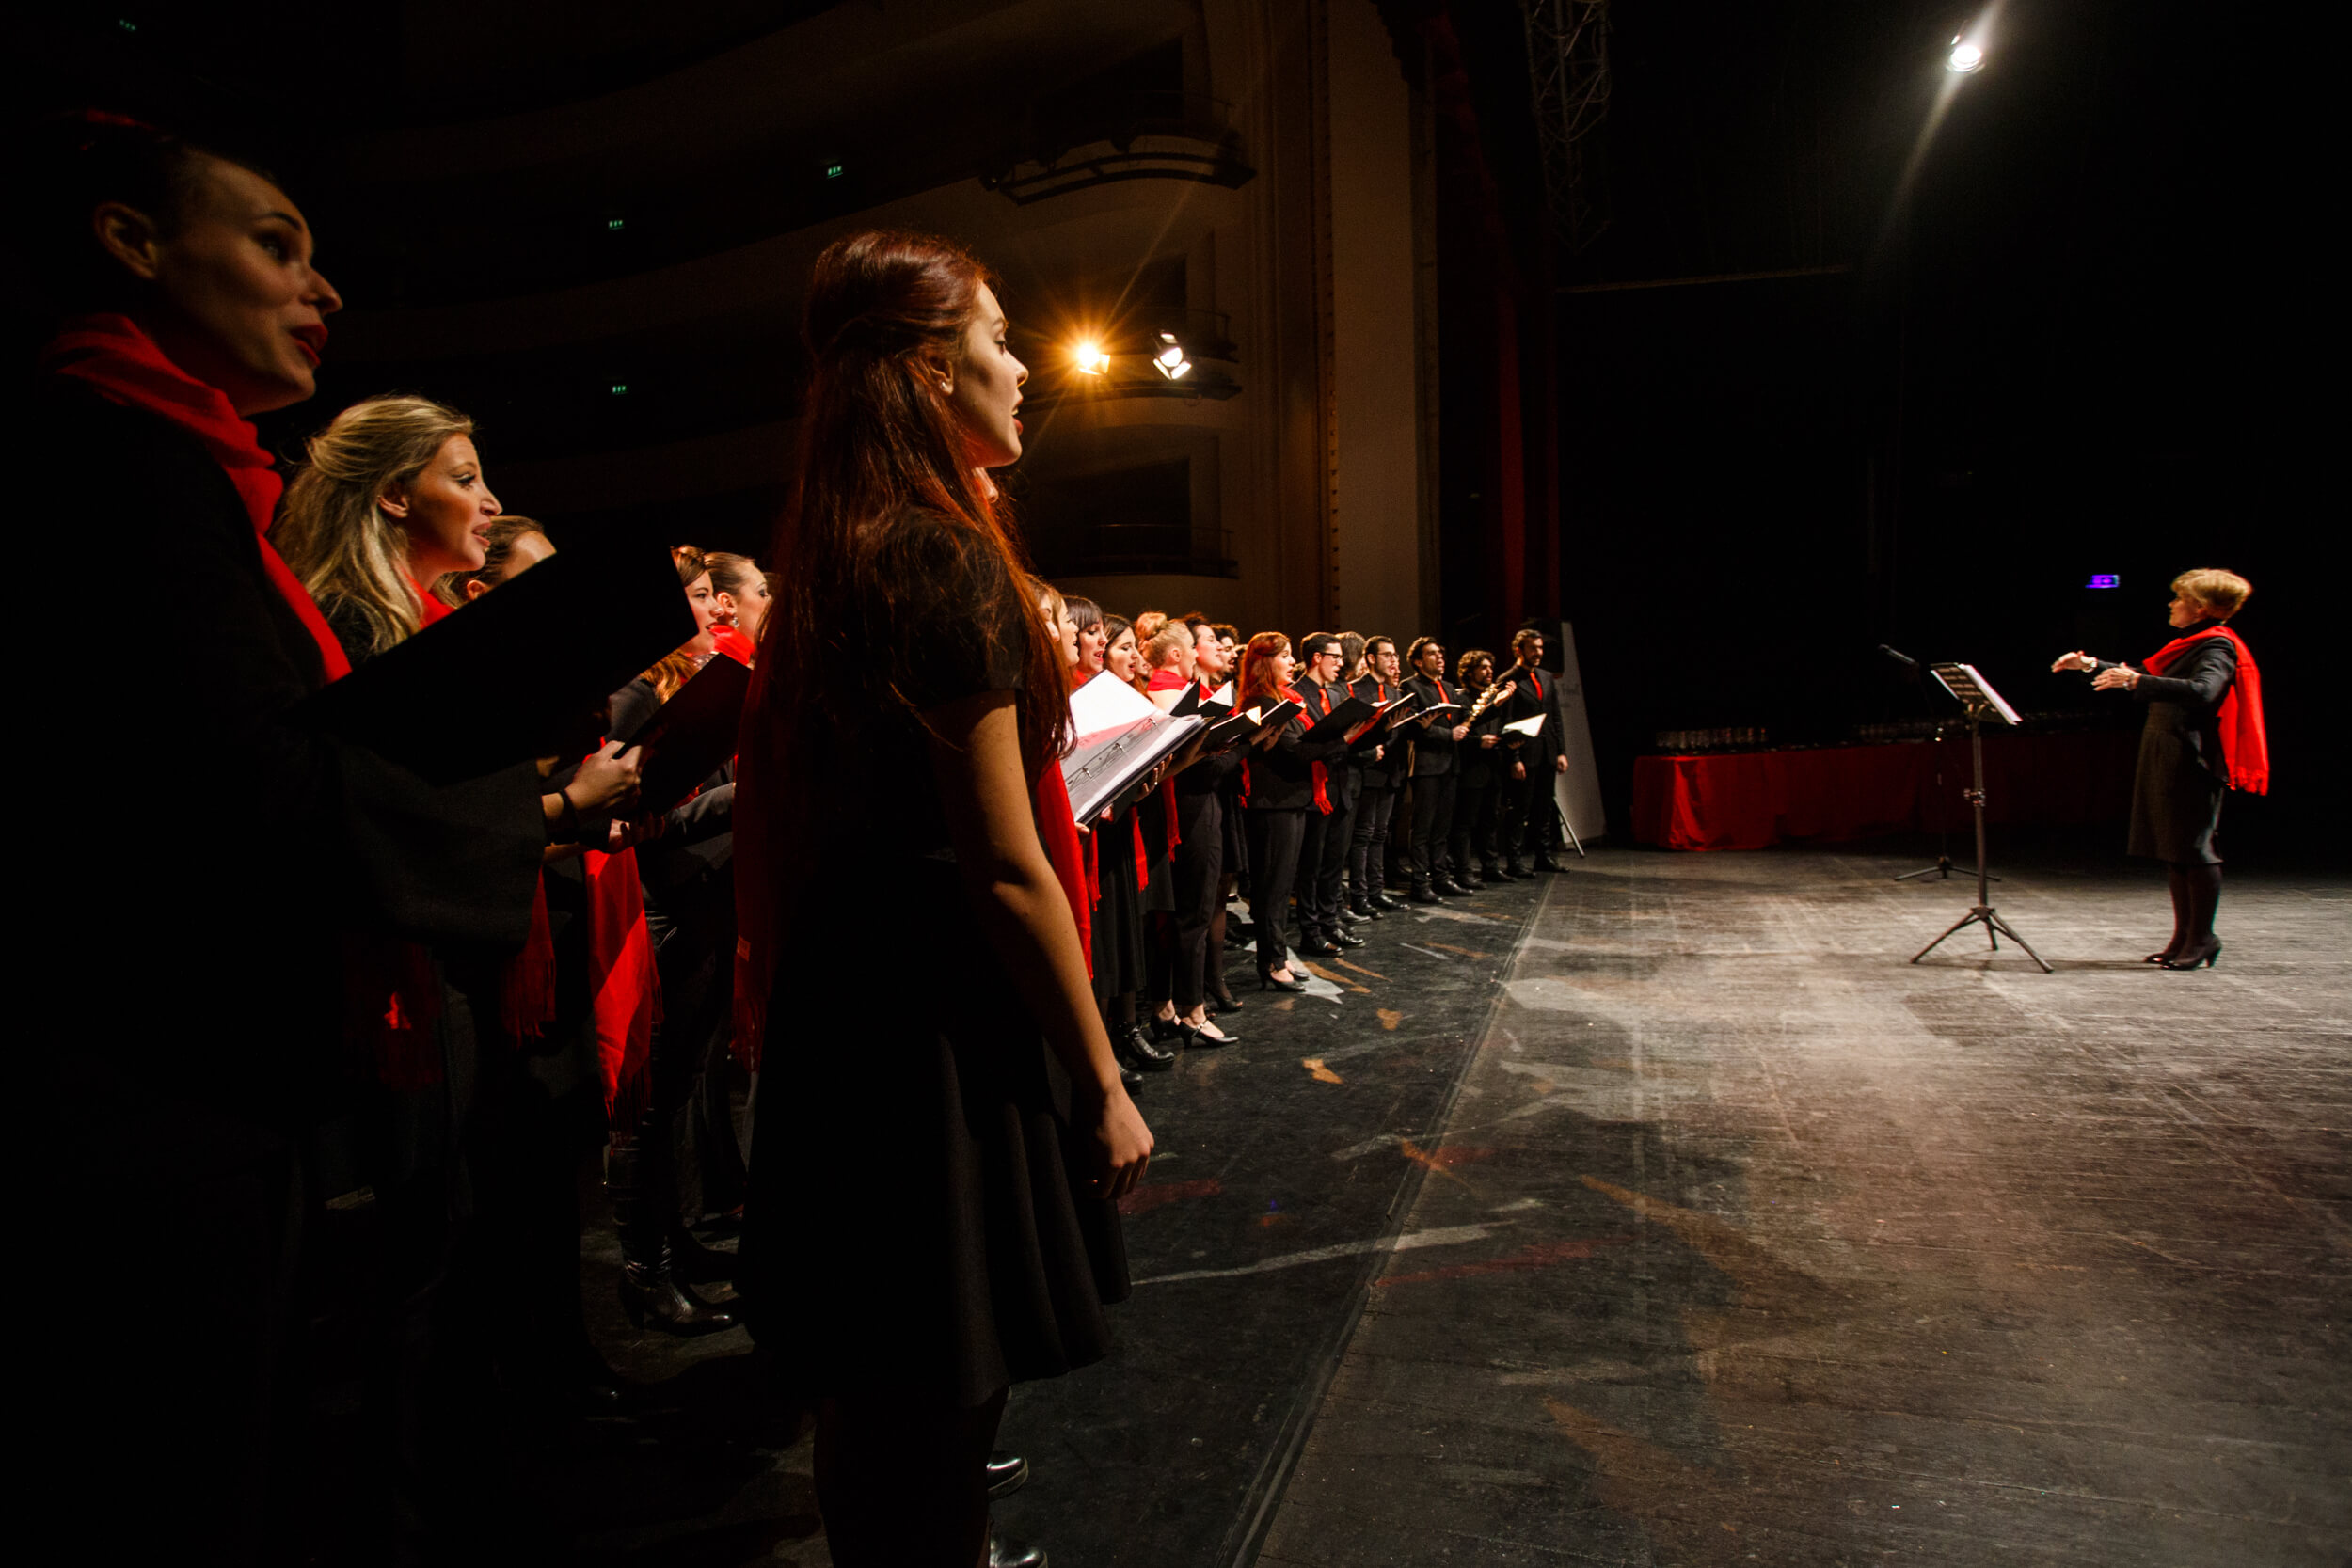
[[1300, 696, 1375, 744], [618, 652, 753, 812], [1202, 697, 1300, 752], [1346, 693, 1420, 749], [296, 533, 695, 784]]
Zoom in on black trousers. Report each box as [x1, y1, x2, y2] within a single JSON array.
[[1243, 806, 1306, 975], [1494, 767, 1532, 866], [1171, 790, 1223, 1011], [1409, 772, 1457, 888], [1297, 800, 1352, 942], [1451, 777, 1498, 877], [1351, 785, 1397, 896]]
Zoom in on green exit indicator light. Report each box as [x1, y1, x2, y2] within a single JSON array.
[[610, 384, 628, 395], [824, 164, 845, 180], [607, 218, 625, 230]]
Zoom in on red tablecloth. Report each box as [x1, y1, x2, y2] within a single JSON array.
[[1630, 731, 2138, 851]]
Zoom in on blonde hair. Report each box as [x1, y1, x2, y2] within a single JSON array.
[[1132, 610, 1168, 648], [277, 396, 476, 658], [2172, 568, 2252, 618], [1145, 620, 1193, 669]]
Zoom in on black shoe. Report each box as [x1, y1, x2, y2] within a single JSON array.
[[1373, 892, 1406, 911], [1505, 860, 1532, 879], [1180, 1018, 1238, 1048], [2160, 939, 2222, 970], [1482, 863, 1516, 883], [1533, 857, 1565, 873], [665, 1220, 737, 1285], [618, 1267, 739, 1336], [1332, 930, 1365, 949], [1297, 938, 1343, 958], [1407, 888, 1444, 905], [1118, 1022, 1177, 1070], [1438, 878, 1477, 896], [1259, 973, 1307, 992], [1148, 1014, 1186, 1044], [1206, 979, 1243, 1013], [988, 1530, 1047, 1568], [986, 1451, 1030, 1499], [1119, 1061, 1145, 1093]]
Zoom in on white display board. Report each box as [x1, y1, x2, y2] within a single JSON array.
[[1550, 621, 1607, 845]]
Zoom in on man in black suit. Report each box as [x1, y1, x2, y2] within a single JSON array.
[[1498, 626, 1572, 873], [1293, 632, 1361, 954], [1403, 636, 1475, 901], [1348, 636, 1408, 916]]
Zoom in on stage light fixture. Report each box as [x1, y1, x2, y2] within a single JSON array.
[[1073, 341, 1110, 376], [1152, 332, 1191, 380], [1947, 38, 1984, 72]]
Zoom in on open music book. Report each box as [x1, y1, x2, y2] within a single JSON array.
[[1347, 693, 1421, 746], [1062, 671, 1207, 822], [1502, 713, 1547, 740]]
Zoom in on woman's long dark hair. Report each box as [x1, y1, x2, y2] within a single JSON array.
[[757, 229, 1068, 768]]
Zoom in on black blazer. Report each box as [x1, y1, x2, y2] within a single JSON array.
[[1240, 700, 1317, 810], [1499, 658, 1567, 771], [1350, 674, 1404, 789], [31, 383, 545, 1146], [1404, 673, 1463, 776]]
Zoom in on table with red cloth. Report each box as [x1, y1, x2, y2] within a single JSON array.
[[1630, 730, 2137, 852]]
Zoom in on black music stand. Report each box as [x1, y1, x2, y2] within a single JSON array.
[[1909, 663, 2050, 972]]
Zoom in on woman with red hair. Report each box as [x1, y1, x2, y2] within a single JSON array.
[[733, 230, 1150, 1566], [1236, 631, 1317, 991]]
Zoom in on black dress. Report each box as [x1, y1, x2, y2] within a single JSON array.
[[2103, 631, 2239, 864], [738, 512, 1126, 1408]]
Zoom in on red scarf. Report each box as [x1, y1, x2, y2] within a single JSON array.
[[2146, 626, 2269, 794], [1294, 682, 1334, 815], [40, 313, 351, 683], [585, 846, 662, 1120], [1148, 668, 1189, 692], [711, 624, 757, 667]]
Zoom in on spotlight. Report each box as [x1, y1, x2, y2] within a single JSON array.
[[1073, 341, 1110, 376], [1947, 38, 1984, 72], [1152, 332, 1191, 380]]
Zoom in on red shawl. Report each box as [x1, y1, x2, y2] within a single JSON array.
[[585, 846, 661, 1120], [711, 624, 758, 667], [2146, 626, 2269, 794], [40, 313, 350, 682]]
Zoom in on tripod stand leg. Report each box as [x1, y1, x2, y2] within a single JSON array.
[[1554, 803, 1586, 859], [1985, 911, 2054, 974], [1911, 909, 1983, 964]]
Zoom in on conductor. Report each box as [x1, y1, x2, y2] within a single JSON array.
[[2051, 568, 2267, 970]]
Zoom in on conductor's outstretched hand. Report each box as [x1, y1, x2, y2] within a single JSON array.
[[2050, 650, 2095, 673]]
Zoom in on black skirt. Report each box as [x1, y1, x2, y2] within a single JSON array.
[[1090, 817, 1149, 1000], [739, 864, 1128, 1408], [2127, 703, 2226, 864]]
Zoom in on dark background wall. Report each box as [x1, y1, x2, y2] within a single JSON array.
[[1540, 0, 2334, 861]]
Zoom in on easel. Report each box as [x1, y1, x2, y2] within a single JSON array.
[[1910, 663, 2050, 973]]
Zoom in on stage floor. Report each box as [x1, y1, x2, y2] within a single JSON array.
[[564, 843, 2350, 1567]]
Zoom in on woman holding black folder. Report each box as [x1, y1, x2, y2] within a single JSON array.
[[733, 230, 1147, 1568], [24, 116, 553, 1557], [1236, 632, 1317, 991]]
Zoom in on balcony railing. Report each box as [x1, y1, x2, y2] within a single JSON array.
[[1032, 523, 1237, 580], [983, 91, 1255, 204]]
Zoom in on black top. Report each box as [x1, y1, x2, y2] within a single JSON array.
[[2097, 627, 2240, 863], [29, 383, 545, 1158], [1405, 673, 1463, 775], [610, 674, 737, 918], [739, 506, 1123, 1405], [2097, 629, 2239, 777], [1240, 693, 1319, 810]]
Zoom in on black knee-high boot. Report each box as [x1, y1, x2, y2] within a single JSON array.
[[612, 1128, 737, 1335]]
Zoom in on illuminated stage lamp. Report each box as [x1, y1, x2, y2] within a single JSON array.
[[1152, 332, 1191, 380], [1073, 341, 1111, 376], [1947, 39, 1984, 72]]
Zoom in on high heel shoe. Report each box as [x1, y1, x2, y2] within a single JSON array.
[[1179, 1019, 1238, 1048], [2141, 950, 2177, 964], [2160, 939, 2221, 970], [1206, 979, 1243, 1013], [1259, 972, 1307, 993], [1148, 1014, 1186, 1044]]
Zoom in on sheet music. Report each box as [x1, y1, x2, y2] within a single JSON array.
[[1063, 671, 1204, 821], [1502, 714, 1546, 737]]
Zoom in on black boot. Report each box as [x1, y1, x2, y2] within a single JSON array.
[[1118, 1022, 1177, 1072], [611, 1137, 738, 1336]]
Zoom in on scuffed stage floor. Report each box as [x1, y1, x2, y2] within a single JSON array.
[[564, 844, 2350, 1567]]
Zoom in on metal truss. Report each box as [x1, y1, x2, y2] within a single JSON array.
[[1520, 0, 1613, 254]]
